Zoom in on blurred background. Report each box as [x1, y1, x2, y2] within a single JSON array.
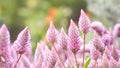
[[0, 0, 120, 50]]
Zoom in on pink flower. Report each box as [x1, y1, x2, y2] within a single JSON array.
[[101, 33, 112, 46], [46, 21, 58, 44], [109, 57, 118, 68], [13, 27, 31, 54], [90, 46, 100, 61], [58, 28, 68, 49], [0, 24, 13, 68], [68, 20, 82, 53], [111, 46, 119, 61], [78, 9, 90, 34], [113, 23, 120, 37], [92, 34, 105, 53], [91, 21, 107, 36]]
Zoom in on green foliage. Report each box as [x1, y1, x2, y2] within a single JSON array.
[[83, 57, 91, 68]]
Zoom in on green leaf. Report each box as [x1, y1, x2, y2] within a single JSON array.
[[72, 65, 74, 68], [83, 57, 91, 68]]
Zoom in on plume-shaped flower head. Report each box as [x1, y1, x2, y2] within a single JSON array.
[[91, 21, 107, 36], [92, 34, 105, 53], [78, 9, 90, 34], [46, 21, 58, 44], [90, 46, 100, 61], [0, 24, 13, 68], [101, 33, 112, 46], [113, 23, 120, 37], [13, 27, 31, 54], [0, 24, 10, 48], [58, 28, 68, 49], [68, 19, 82, 53]]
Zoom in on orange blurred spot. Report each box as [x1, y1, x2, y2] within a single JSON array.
[[48, 8, 57, 16], [86, 12, 91, 17], [45, 15, 54, 23], [45, 7, 57, 23]]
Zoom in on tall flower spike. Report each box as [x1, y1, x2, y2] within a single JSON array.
[[68, 19, 82, 53], [92, 34, 105, 53], [90, 46, 100, 61], [46, 21, 58, 44], [58, 28, 68, 50], [0, 24, 10, 48], [101, 33, 112, 46], [78, 9, 90, 34], [113, 23, 120, 37], [13, 27, 31, 54], [0, 24, 13, 68]]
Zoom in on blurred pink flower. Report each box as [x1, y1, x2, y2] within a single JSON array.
[[113, 23, 120, 37], [109, 57, 118, 68], [91, 21, 107, 36]]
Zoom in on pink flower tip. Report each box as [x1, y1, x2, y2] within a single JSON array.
[[58, 28, 68, 49], [46, 21, 58, 44]]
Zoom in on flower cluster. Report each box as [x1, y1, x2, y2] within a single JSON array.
[[0, 10, 120, 68]]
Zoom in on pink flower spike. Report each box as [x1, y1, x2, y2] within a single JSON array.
[[0, 24, 13, 68], [90, 46, 100, 61], [0, 24, 10, 48], [68, 19, 82, 53], [58, 28, 68, 49], [13, 27, 31, 54], [92, 34, 105, 53], [46, 21, 58, 44], [101, 33, 112, 46], [91, 21, 107, 36], [78, 9, 90, 34], [113, 23, 120, 37]]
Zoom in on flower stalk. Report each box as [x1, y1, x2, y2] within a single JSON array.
[[14, 54, 22, 68]]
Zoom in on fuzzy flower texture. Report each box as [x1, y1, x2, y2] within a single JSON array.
[[0, 9, 120, 68]]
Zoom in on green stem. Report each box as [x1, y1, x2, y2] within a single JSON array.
[[82, 33, 86, 66]]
